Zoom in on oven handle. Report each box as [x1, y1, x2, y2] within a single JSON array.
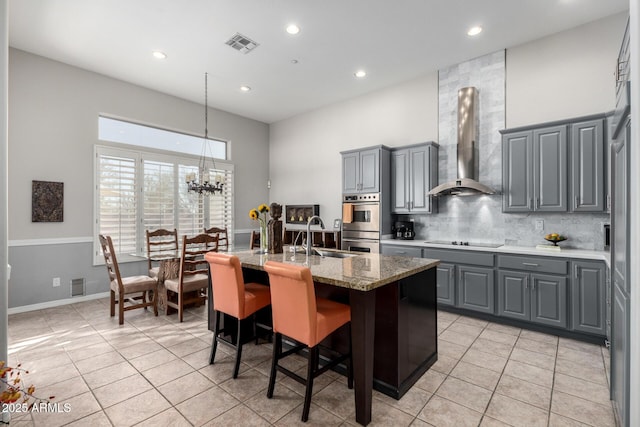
[[342, 238, 380, 244]]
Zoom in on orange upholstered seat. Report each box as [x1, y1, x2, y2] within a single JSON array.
[[263, 260, 352, 422], [206, 252, 271, 378]]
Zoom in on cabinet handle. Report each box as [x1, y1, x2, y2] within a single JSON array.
[[575, 196, 580, 208], [522, 262, 539, 267], [536, 197, 540, 208], [532, 281, 536, 291], [529, 198, 533, 210], [524, 277, 528, 289], [397, 251, 406, 254], [574, 265, 579, 279]]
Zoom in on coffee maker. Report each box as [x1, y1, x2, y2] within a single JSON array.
[[394, 221, 415, 240]]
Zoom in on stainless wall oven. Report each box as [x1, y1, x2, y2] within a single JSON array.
[[342, 193, 380, 253]]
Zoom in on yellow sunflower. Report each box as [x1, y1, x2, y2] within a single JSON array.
[[249, 209, 259, 220], [258, 204, 270, 213]]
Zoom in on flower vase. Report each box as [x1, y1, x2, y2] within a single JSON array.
[[260, 225, 268, 254]]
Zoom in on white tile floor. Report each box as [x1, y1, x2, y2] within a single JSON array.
[[5, 299, 615, 426]]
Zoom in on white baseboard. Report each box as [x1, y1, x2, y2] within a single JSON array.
[[8, 292, 111, 315]]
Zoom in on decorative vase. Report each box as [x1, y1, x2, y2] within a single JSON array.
[[260, 225, 268, 253]]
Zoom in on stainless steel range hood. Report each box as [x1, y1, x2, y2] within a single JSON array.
[[429, 87, 496, 196]]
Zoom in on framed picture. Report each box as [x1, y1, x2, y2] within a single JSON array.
[[32, 180, 64, 222], [333, 219, 341, 229]]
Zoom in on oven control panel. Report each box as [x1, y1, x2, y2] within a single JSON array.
[[343, 193, 379, 202]]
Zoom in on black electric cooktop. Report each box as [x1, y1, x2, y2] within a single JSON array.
[[424, 240, 503, 249]]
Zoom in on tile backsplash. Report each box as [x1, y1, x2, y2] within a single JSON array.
[[402, 50, 609, 251]]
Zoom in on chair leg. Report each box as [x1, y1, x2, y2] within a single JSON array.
[[233, 318, 243, 379], [302, 345, 318, 422], [267, 332, 281, 399], [118, 293, 125, 325], [209, 310, 220, 364], [347, 323, 353, 389], [152, 288, 158, 317], [178, 291, 183, 322], [110, 290, 115, 317]]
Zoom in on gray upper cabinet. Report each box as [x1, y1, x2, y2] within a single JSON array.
[[533, 125, 567, 211], [502, 131, 533, 212], [391, 143, 438, 214], [571, 260, 606, 335], [341, 147, 382, 194], [501, 114, 607, 214], [570, 119, 605, 212]]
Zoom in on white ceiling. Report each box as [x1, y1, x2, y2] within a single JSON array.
[[8, 0, 628, 124]]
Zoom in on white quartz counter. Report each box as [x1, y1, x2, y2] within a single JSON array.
[[381, 239, 610, 265]]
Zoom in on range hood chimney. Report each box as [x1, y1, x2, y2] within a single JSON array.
[[429, 87, 496, 196]]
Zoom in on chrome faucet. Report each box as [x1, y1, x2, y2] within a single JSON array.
[[291, 231, 304, 255], [306, 215, 325, 256]]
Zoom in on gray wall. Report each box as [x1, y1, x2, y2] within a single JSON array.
[[8, 49, 269, 308]]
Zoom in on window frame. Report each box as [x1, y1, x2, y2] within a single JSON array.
[[93, 142, 234, 265]]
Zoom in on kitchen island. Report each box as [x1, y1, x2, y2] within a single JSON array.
[[207, 249, 439, 426]]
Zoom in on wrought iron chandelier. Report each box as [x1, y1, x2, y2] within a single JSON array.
[[186, 72, 224, 195]]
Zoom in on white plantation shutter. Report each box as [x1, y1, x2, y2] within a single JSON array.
[[207, 167, 234, 246], [143, 159, 176, 232], [178, 165, 205, 238], [98, 151, 137, 255]]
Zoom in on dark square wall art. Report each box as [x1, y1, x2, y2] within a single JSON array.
[[32, 180, 64, 222]]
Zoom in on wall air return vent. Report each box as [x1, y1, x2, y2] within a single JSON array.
[[71, 278, 85, 297], [225, 33, 259, 54]]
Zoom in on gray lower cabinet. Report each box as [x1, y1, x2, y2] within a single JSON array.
[[571, 260, 606, 335], [457, 265, 494, 314], [498, 270, 567, 328], [612, 279, 630, 427], [436, 263, 455, 306]]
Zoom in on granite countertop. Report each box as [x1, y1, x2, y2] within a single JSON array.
[[230, 249, 440, 292], [380, 239, 610, 264]]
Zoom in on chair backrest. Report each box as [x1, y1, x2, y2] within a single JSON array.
[[204, 226, 228, 250], [146, 228, 179, 270], [205, 252, 247, 318], [263, 261, 317, 346], [179, 233, 218, 283], [99, 234, 123, 293], [249, 230, 260, 249]]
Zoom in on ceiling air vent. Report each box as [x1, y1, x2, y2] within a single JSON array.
[[225, 33, 259, 54]]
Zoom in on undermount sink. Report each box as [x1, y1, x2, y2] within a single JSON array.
[[313, 249, 359, 259]]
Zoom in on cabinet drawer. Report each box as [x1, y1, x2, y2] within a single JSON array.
[[498, 255, 567, 275], [423, 249, 494, 267], [381, 245, 422, 258]]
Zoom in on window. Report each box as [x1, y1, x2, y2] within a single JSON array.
[[95, 118, 233, 264]]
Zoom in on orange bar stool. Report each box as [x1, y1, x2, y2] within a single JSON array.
[[205, 252, 271, 379], [263, 260, 353, 422]]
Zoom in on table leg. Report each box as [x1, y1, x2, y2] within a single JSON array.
[[349, 288, 376, 426]]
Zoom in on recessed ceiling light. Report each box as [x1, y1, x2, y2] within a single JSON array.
[[291, 59, 299, 64], [286, 24, 300, 35], [467, 26, 483, 36], [354, 70, 367, 78], [152, 50, 167, 59], [240, 85, 251, 92]]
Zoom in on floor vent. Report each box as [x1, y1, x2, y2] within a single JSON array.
[[225, 33, 259, 54], [71, 278, 85, 297]]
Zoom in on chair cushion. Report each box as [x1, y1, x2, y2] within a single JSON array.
[[312, 297, 351, 347], [149, 266, 160, 278], [241, 283, 271, 319], [111, 275, 157, 295], [165, 273, 209, 293]]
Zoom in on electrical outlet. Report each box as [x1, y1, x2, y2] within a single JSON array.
[[534, 219, 544, 231], [53, 277, 61, 287]]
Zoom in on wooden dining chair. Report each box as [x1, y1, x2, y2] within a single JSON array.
[[205, 252, 271, 378], [204, 226, 229, 251], [164, 233, 218, 322], [99, 234, 158, 325], [145, 228, 179, 278], [249, 230, 261, 249], [263, 261, 353, 422]]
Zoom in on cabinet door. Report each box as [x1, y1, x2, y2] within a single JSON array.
[[497, 270, 530, 321], [530, 273, 567, 328], [380, 245, 422, 258], [436, 263, 455, 306], [342, 152, 359, 194], [611, 281, 630, 427], [391, 149, 409, 213], [533, 125, 567, 211], [571, 119, 604, 212], [409, 147, 429, 212], [571, 261, 606, 335], [457, 266, 495, 314], [502, 131, 533, 212], [359, 148, 380, 193], [612, 126, 629, 294]]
